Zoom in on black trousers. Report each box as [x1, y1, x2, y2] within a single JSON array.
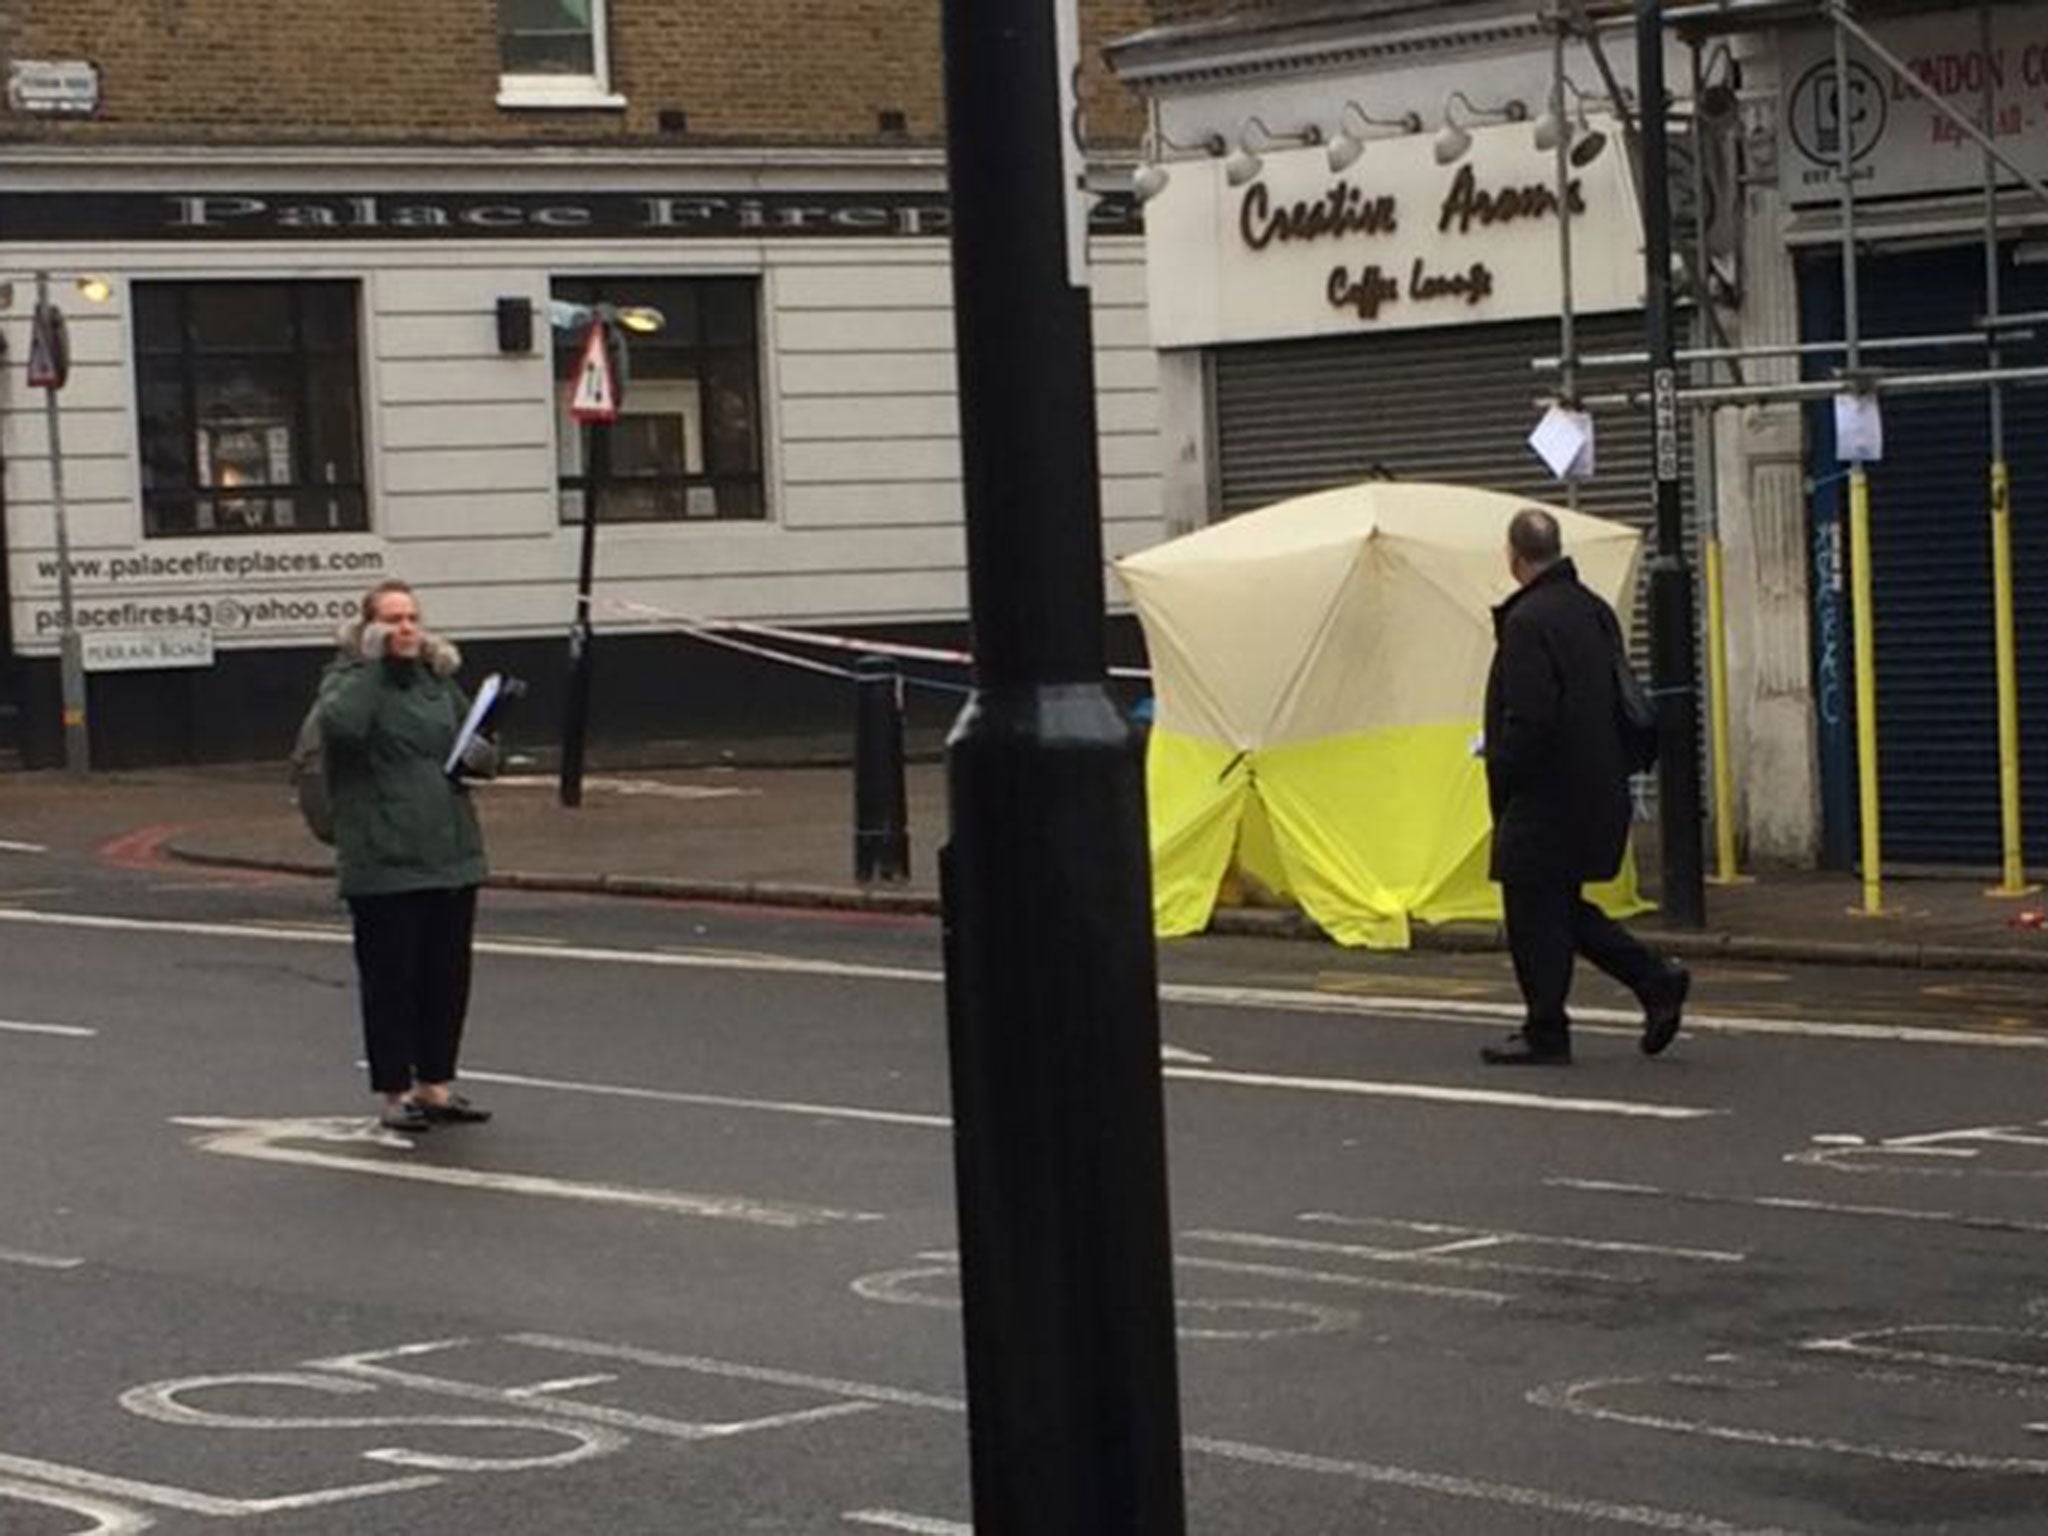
[[1501, 880, 1666, 1044], [348, 886, 478, 1095]]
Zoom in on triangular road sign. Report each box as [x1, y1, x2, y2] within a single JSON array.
[[25, 303, 67, 390], [569, 321, 618, 424]]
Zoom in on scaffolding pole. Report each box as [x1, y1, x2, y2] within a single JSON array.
[[1829, 15, 1882, 917], [1552, 16, 1581, 512], [1691, 38, 1744, 885]]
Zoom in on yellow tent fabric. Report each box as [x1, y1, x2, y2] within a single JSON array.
[[1119, 481, 1651, 949]]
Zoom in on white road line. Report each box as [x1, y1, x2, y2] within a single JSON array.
[[171, 1116, 881, 1229], [0, 1019, 95, 1038], [845, 1514, 970, 1535], [509, 1335, 1801, 1534], [1528, 1374, 2048, 1475], [1164, 1065, 1718, 1120], [504, 1374, 620, 1399], [0, 840, 48, 854], [1174, 1254, 1512, 1305], [4, 904, 2035, 1051], [460, 1067, 951, 1129], [1185, 1435, 1805, 1535], [1296, 1212, 1748, 1264], [0, 1453, 439, 1517], [0, 1245, 84, 1271], [307, 1345, 878, 1443], [1550, 1176, 2048, 1237], [0, 1476, 151, 1534], [1162, 981, 2048, 1050]]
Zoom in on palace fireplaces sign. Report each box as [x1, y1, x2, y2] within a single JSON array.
[[1142, 120, 1644, 347]]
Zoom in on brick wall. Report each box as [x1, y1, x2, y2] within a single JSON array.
[[3, 0, 1149, 148]]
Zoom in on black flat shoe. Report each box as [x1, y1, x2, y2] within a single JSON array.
[[419, 1094, 492, 1124], [379, 1101, 432, 1133], [1641, 964, 1691, 1057], [1479, 1031, 1572, 1066]]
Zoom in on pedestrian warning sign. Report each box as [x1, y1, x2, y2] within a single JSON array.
[[568, 321, 618, 425], [26, 302, 68, 390]]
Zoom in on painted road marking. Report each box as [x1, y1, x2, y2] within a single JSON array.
[[1527, 1371, 2048, 1475], [170, 1116, 882, 1229], [845, 1514, 969, 1535], [511, 1335, 1801, 1535], [1802, 1325, 2048, 1382], [851, 1255, 1363, 1339], [1173, 1254, 1512, 1305], [1164, 1065, 1717, 1120], [460, 1066, 952, 1130], [0, 1451, 438, 1518], [1550, 1176, 2048, 1238], [467, 1062, 1709, 1127], [1185, 1219, 1744, 1286], [1789, 1120, 2048, 1179], [0, 1018, 95, 1038], [1298, 1212, 1748, 1265], [0, 1245, 84, 1272], [0, 1476, 152, 1534], [0, 840, 48, 855], [3, 906, 2040, 1052]]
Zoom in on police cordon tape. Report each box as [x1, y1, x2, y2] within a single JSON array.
[[600, 599, 1152, 693]]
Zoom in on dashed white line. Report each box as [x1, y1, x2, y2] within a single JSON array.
[[845, 1514, 970, 1535], [0, 840, 48, 855], [0, 1246, 84, 1272], [1164, 1065, 1718, 1120], [0, 1019, 95, 1038]]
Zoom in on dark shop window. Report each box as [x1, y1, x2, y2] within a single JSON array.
[[133, 280, 368, 537], [552, 276, 767, 524]]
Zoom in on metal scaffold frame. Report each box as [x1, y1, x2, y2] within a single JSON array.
[[1536, 0, 2048, 912]]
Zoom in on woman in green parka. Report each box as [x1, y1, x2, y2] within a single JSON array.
[[319, 579, 493, 1134]]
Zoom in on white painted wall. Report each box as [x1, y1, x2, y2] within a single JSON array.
[[1, 235, 1160, 653]]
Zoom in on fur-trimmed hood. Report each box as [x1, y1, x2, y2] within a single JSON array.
[[334, 617, 463, 677]]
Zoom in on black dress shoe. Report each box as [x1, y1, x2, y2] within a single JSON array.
[[1479, 1031, 1572, 1066], [1641, 964, 1691, 1057], [419, 1094, 492, 1124]]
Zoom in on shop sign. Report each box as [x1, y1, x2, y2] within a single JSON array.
[[0, 190, 1144, 243], [1142, 122, 1641, 348], [1780, 6, 2048, 206]]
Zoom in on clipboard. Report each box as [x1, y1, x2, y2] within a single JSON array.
[[445, 672, 505, 777]]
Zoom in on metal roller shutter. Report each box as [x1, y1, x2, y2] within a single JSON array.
[[1212, 311, 1692, 658], [1801, 244, 2048, 867]]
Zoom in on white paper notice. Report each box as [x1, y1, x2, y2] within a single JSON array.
[[445, 672, 503, 776], [1529, 404, 1595, 480], [1834, 393, 1883, 463]]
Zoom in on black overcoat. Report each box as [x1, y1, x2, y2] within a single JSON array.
[[1483, 558, 1632, 886]]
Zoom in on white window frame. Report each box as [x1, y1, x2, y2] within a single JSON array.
[[496, 0, 626, 111]]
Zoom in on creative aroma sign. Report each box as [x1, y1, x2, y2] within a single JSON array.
[[1143, 120, 1643, 348]]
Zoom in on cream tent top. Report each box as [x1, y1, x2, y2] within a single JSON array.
[[1117, 481, 1642, 749]]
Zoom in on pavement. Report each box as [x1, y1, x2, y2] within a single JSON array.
[[9, 757, 2048, 971]]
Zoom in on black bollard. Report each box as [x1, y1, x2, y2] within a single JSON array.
[[854, 653, 910, 883]]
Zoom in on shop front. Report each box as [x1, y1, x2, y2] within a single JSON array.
[[0, 159, 1158, 767]]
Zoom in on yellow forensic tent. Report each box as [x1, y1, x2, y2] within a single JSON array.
[[1116, 481, 1651, 949]]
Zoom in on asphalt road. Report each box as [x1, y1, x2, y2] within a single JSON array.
[[2, 834, 2047, 1533]]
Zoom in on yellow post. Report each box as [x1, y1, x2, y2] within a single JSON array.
[[1987, 460, 2035, 896], [1849, 466, 1882, 915], [1703, 534, 1743, 883]]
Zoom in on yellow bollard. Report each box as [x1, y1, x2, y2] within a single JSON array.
[[1849, 466, 1882, 916], [1987, 460, 2036, 896]]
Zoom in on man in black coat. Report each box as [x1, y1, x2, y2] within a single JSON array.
[[1481, 507, 1688, 1065]]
